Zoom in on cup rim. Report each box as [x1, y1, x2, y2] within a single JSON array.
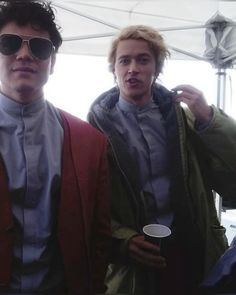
[[143, 223, 171, 238]]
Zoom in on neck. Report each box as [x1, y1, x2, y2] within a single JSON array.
[[0, 88, 43, 104], [123, 94, 152, 106]]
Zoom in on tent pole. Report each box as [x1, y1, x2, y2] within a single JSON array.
[[216, 68, 226, 109], [215, 67, 227, 222]]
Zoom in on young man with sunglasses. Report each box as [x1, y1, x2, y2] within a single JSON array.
[[0, 1, 110, 294]]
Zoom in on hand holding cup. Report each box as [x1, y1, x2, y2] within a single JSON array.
[[143, 224, 171, 249]]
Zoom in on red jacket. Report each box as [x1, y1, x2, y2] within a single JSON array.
[[0, 110, 111, 294]]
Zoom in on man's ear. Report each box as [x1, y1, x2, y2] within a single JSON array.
[[50, 53, 56, 75]]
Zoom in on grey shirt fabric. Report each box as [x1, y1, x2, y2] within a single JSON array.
[[115, 96, 173, 226], [0, 93, 65, 292]]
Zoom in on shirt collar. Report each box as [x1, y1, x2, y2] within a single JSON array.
[[0, 92, 45, 117], [118, 95, 157, 113]]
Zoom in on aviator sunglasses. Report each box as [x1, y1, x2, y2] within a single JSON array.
[[0, 34, 55, 60]]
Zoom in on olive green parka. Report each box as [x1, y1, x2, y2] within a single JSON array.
[[88, 84, 236, 294]]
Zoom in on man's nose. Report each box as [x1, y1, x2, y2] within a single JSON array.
[[128, 60, 139, 73], [16, 41, 33, 60]]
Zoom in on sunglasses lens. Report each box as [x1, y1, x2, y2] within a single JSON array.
[[0, 34, 22, 55], [0, 34, 54, 60], [30, 38, 53, 60]]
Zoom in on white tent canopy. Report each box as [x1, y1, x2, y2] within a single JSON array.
[[51, 0, 236, 108], [52, 0, 236, 67]]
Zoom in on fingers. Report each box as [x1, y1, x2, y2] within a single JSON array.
[[130, 235, 160, 253], [128, 235, 166, 269], [172, 84, 202, 94], [172, 84, 204, 105], [172, 84, 212, 123]]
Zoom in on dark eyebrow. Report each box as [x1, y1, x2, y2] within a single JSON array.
[[118, 53, 151, 60], [117, 55, 130, 60], [137, 53, 152, 58]]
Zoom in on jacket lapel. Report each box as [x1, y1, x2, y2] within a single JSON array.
[[58, 111, 91, 294]]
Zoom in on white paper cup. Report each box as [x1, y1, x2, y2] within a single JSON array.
[[143, 224, 171, 246]]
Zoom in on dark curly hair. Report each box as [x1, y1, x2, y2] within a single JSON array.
[[0, 0, 62, 52]]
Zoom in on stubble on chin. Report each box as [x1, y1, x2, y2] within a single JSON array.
[[13, 83, 41, 103]]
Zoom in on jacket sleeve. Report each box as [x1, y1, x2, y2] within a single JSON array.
[[186, 106, 236, 203]]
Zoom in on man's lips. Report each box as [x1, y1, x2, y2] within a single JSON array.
[[12, 67, 37, 73], [126, 77, 141, 85]]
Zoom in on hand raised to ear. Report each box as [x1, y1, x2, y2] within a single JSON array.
[[172, 84, 213, 123]]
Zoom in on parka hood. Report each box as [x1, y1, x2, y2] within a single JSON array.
[[88, 83, 175, 118]]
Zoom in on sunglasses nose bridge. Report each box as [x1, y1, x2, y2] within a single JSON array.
[[16, 39, 33, 58]]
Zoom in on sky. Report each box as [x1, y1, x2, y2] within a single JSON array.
[[45, 54, 236, 121]]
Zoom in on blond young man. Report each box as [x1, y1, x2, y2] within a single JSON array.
[[88, 25, 236, 294]]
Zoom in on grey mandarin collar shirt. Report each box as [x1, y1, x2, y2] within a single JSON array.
[[0, 92, 65, 292], [115, 95, 173, 226]]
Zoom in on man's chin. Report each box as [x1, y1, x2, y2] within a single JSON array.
[[13, 84, 42, 103], [15, 84, 35, 94], [129, 92, 146, 101]]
